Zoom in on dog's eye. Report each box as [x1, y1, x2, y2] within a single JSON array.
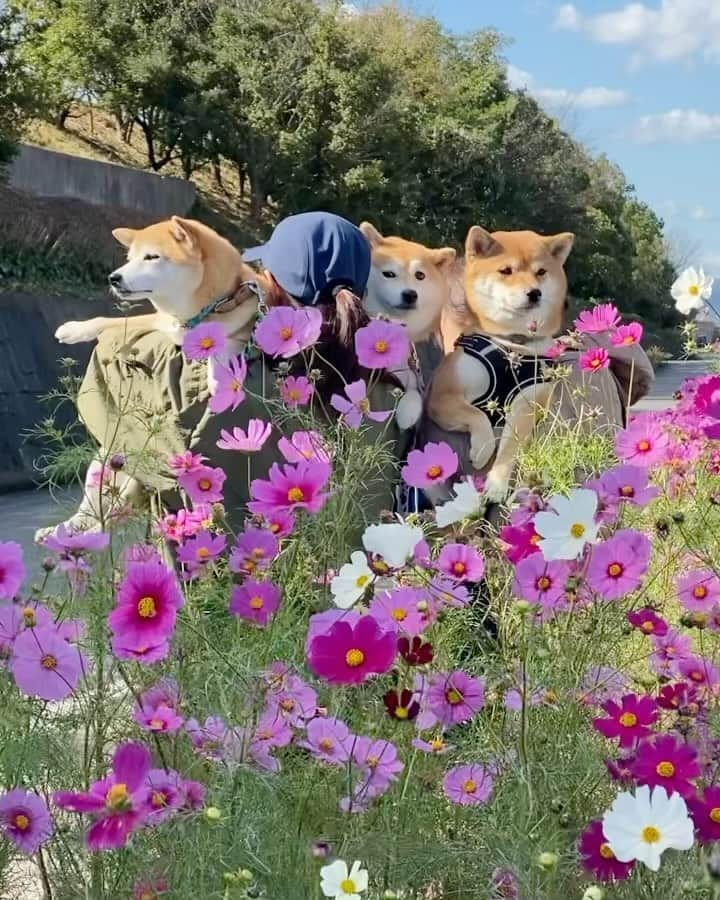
[[382, 270, 396, 278], [536, 268, 547, 277], [415, 271, 426, 281], [498, 266, 513, 276], [143, 253, 160, 261]]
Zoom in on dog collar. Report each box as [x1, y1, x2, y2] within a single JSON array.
[[184, 281, 262, 330]]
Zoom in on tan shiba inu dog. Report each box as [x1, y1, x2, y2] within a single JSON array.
[[360, 222, 456, 429], [39, 216, 263, 539], [427, 225, 574, 503]]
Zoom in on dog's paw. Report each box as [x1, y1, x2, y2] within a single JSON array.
[[34, 526, 56, 545], [395, 390, 423, 430], [55, 320, 102, 344], [483, 471, 510, 505], [469, 436, 494, 471]]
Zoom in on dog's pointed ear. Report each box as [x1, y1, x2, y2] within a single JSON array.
[[432, 247, 457, 269], [465, 225, 500, 259], [545, 232, 575, 265], [170, 216, 197, 249], [359, 221, 383, 247], [112, 228, 136, 248]]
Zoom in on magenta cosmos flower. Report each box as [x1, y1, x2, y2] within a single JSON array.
[[182, 322, 228, 361], [630, 734, 700, 798], [249, 460, 331, 517], [330, 379, 391, 429], [615, 415, 670, 467], [307, 615, 397, 685], [208, 355, 247, 414], [229, 578, 281, 627], [108, 560, 184, 651], [217, 418, 272, 452], [574, 303, 620, 334], [627, 608, 668, 637], [427, 671, 485, 726], [595, 464, 659, 507], [578, 819, 634, 882], [10, 626, 86, 701], [299, 717, 353, 764], [443, 764, 494, 807], [278, 430, 332, 464], [499, 521, 541, 564], [230, 526, 279, 575], [168, 451, 207, 476], [611, 322, 643, 346], [279, 375, 314, 407], [436, 543, 485, 582], [586, 529, 651, 601], [593, 693, 658, 748], [579, 347, 610, 373], [688, 786, 720, 844], [401, 441, 459, 489], [0, 542, 26, 599], [54, 742, 151, 851], [354, 320, 410, 370], [0, 789, 53, 854], [254, 306, 322, 358], [177, 464, 226, 505], [677, 569, 720, 612]]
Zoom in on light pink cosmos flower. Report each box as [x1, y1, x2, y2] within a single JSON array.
[[208, 355, 247, 414], [585, 529, 651, 601], [426, 671, 485, 727], [217, 418, 272, 452], [443, 764, 494, 806], [574, 303, 620, 334], [354, 320, 410, 370], [300, 717, 353, 764], [176, 530, 227, 577], [248, 461, 331, 517], [41, 526, 110, 556], [182, 322, 228, 361], [579, 347, 610, 373], [436, 543, 485, 582], [277, 430, 332, 464], [401, 441, 459, 489], [254, 306, 323, 358], [177, 465, 226, 505], [229, 579, 281, 627], [0, 542, 25, 600], [230, 526, 279, 575], [168, 451, 207, 476], [677, 569, 720, 612], [611, 322, 643, 346], [279, 375, 314, 407], [330, 379, 391, 428], [368, 587, 428, 637], [615, 415, 671, 467]]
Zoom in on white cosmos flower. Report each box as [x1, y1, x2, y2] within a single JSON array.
[[602, 785, 694, 872], [320, 859, 369, 899], [435, 479, 483, 528], [533, 488, 599, 560], [330, 551, 374, 608], [362, 522, 423, 569], [671, 266, 714, 315]]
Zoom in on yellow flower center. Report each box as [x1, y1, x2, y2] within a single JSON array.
[[637, 439, 650, 452], [199, 336, 214, 349], [22, 608, 36, 627], [570, 523, 586, 538], [151, 791, 167, 808], [462, 779, 477, 794], [690, 670, 704, 682], [656, 761, 675, 778], [41, 654, 57, 670], [340, 880, 357, 893], [137, 596, 157, 618], [287, 388, 301, 401], [374, 340, 388, 353], [366, 756, 379, 769], [279, 699, 295, 711], [619, 712, 637, 727], [198, 478, 212, 491], [345, 648, 365, 667], [391, 608, 407, 621], [355, 574, 370, 589], [429, 738, 446, 752], [689, 284, 700, 296], [427, 464, 443, 479], [319, 738, 334, 751], [536, 575, 551, 590], [693, 585, 708, 599], [608, 562, 623, 578], [287, 486, 305, 503], [620, 485, 634, 497], [530, 533, 542, 545], [446, 688, 463, 705], [105, 783, 129, 810], [452, 562, 467, 575], [623, 335, 635, 344], [249, 596, 264, 610], [149, 718, 165, 730], [710, 808, 720, 824], [641, 620, 655, 633], [590, 357, 602, 368], [13, 813, 30, 831], [280, 326, 293, 340], [395, 706, 409, 719], [197, 547, 210, 560], [230, 379, 241, 392], [599, 842, 615, 859], [642, 825, 661, 844], [251, 547, 266, 559]]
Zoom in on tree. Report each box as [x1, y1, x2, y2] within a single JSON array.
[[0, 10, 34, 173]]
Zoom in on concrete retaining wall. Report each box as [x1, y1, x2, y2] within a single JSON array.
[[8, 145, 196, 217]]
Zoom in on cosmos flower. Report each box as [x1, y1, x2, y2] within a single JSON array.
[[216, 418, 272, 452], [330, 551, 374, 609], [330, 379, 391, 429], [279, 375, 314, 407], [307, 615, 396, 685], [688, 786, 720, 844], [676, 569, 720, 612], [368, 587, 428, 637], [611, 322, 643, 346], [626, 609, 668, 637], [320, 859, 368, 899], [671, 267, 713, 316], [355, 319, 409, 370], [443, 764, 494, 807], [435, 479, 483, 528], [615, 416, 670, 467], [401, 441, 459, 489], [177, 465, 227, 505], [10, 626, 87, 701], [436, 543, 485, 582], [586, 530, 651, 601], [208, 354, 247, 413], [229, 579, 281, 627], [533, 488, 599, 560], [300, 717, 353, 765], [277, 430, 332, 464], [579, 347, 610, 373], [574, 303, 621, 334], [182, 322, 228, 361], [426, 670, 485, 727], [578, 819, 634, 882], [254, 306, 322, 358], [629, 734, 700, 799], [361, 522, 424, 570], [229, 526, 279, 576], [108, 560, 183, 651], [249, 461, 331, 517], [0, 789, 53, 854], [593, 694, 658, 748]]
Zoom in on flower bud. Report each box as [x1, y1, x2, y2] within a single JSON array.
[[109, 453, 125, 471], [537, 851, 559, 870], [311, 841, 331, 859], [204, 806, 222, 822], [582, 887, 604, 900], [239, 869, 254, 884], [515, 600, 532, 615]]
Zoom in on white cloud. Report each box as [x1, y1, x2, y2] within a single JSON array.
[[507, 64, 629, 110], [555, 1, 720, 65], [691, 205, 717, 221], [631, 108, 720, 142]]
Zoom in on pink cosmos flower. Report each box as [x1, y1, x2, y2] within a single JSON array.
[[586, 529, 651, 601], [185, 716, 236, 761], [305, 608, 362, 654], [277, 430, 332, 464], [688, 786, 720, 844], [579, 819, 634, 882], [111, 637, 169, 665], [579, 665, 631, 706], [54, 742, 152, 851], [177, 465, 226, 505], [354, 320, 410, 370], [401, 441, 459, 488], [0, 790, 53, 854], [108, 560, 184, 651], [137, 677, 180, 710], [262, 509, 295, 538], [627, 608, 668, 637], [300, 717, 353, 764], [208, 355, 247, 414], [629, 733, 700, 798], [611, 322, 643, 346], [443, 764, 494, 807], [595, 464, 659, 507], [615, 415, 671, 467], [307, 615, 397, 685], [0, 542, 25, 599], [330, 379, 391, 429], [412, 736, 453, 755], [593, 693, 658, 748], [265, 674, 317, 727], [10, 626, 86, 701], [134, 703, 184, 734], [512, 555, 571, 607], [650, 628, 693, 678], [499, 521, 541, 564], [679, 655, 720, 691], [279, 375, 314, 407], [254, 306, 323, 358], [248, 461, 331, 517], [368, 587, 428, 637], [428, 577, 470, 609], [217, 418, 272, 452], [436, 543, 485, 582], [351, 736, 404, 792], [133, 878, 170, 900], [176, 530, 227, 576], [250, 713, 293, 768], [168, 451, 207, 476], [579, 347, 610, 373], [229, 578, 281, 627], [138, 769, 185, 823], [156, 505, 214, 543], [677, 569, 720, 612], [426, 671, 485, 727], [574, 303, 620, 334], [182, 322, 228, 361], [230, 526, 279, 575], [41, 526, 110, 556]]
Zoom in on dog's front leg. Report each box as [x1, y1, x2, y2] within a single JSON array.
[[56, 313, 168, 345]]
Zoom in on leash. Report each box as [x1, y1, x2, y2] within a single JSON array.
[[184, 280, 262, 330]]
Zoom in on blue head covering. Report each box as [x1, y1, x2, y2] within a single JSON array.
[[243, 211, 371, 306]]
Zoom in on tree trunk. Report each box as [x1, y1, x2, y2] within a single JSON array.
[[56, 107, 71, 130]]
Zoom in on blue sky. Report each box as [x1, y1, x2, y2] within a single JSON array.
[[408, 0, 720, 279]]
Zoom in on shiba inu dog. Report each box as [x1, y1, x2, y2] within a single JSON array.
[[39, 216, 263, 539], [360, 222, 456, 429], [427, 225, 574, 503]]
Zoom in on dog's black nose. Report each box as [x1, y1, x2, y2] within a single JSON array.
[[108, 272, 123, 287], [401, 289, 418, 307], [527, 288, 542, 305]]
